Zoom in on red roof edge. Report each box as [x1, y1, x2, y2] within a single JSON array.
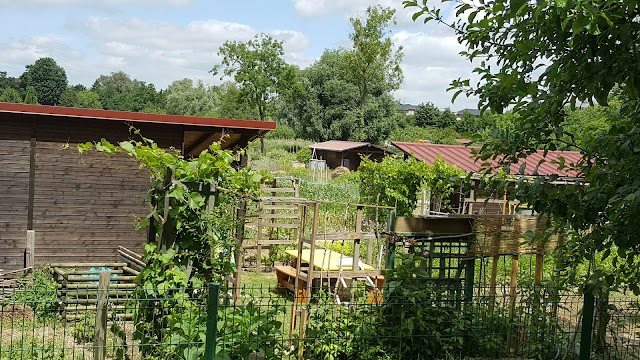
[[0, 102, 276, 131]]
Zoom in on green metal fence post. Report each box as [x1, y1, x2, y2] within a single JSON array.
[[579, 291, 595, 360], [205, 282, 220, 360]]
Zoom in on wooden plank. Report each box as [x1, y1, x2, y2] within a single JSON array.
[[68, 275, 136, 282], [48, 262, 127, 268], [261, 187, 295, 193], [117, 249, 146, 268], [94, 272, 109, 360], [25, 230, 35, 268]]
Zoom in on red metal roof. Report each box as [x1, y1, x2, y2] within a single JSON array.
[[310, 140, 374, 152], [392, 141, 583, 177], [0, 102, 276, 131]]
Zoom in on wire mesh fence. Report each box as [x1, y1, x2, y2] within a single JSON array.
[[1, 283, 640, 359]]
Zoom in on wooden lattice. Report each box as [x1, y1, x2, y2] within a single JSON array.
[[465, 214, 564, 256]]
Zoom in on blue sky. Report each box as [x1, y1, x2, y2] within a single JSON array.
[[0, 0, 477, 109]]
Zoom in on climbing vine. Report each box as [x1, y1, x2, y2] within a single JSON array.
[[78, 130, 262, 358]]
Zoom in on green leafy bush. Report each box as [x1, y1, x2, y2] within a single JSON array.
[[305, 293, 390, 360], [359, 155, 464, 215], [10, 266, 58, 319], [217, 300, 288, 359], [73, 311, 96, 344], [295, 147, 312, 164], [0, 339, 63, 360], [266, 124, 297, 139]]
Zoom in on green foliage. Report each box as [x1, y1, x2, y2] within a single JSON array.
[[266, 123, 296, 140], [415, 102, 442, 127], [23, 86, 38, 104], [20, 57, 67, 105], [389, 125, 460, 144], [359, 155, 464, 215], [0, 71, 19, 91], [295, 147, 311, 164], [212, 33, 295, 123], [0, 87, 22, 103], [215, 82, 259, 120], [286, 49, 400, 144], [165, 78, 218, 116], [405, 0, 640, 290], [414, 103, 457, 129], [345, 5, 403, 141], [11, 266, 58, 319], [79, 132, 262, 358], [75, 90, 102, 109], [0, 339, 63, 360], [216, 300, 288, 359], [91, 71, 164, 112], [73, 311, 96, 344], [305, 294, 389, 360]]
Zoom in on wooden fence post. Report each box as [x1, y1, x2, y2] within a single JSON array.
[[94, 271, 109, 360], [25, 230, 35, 268]]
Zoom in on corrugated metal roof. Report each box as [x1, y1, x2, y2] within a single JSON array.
[[310, 140, 374, 152], [392, 141, 583, 177], [0, 102, 276, 131]]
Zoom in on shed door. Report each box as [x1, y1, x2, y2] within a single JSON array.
[[0, 123, 31, 270]]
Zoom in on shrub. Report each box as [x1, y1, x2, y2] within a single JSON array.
[[217, 300, 288, 359], [295, 147, 312, 164], [10, 266, 59, 319], [73, 311, 96, 344], [266, 123, 296, 139], [305, 293, 389, 360]]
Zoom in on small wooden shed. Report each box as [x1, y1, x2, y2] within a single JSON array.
[[0, 103, 274, 270], [310, 140, 388, 171]]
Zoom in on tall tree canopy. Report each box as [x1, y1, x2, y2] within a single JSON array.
[[20, 57, 67, 105], [405, 0, 640, 289], [212, 33, 296, 152], [0, 88, 22, 103], [346, 5, 404, 140], [285, 49, 400, 144], [165, 78, 218, 116], [91, 71, 164, 112]]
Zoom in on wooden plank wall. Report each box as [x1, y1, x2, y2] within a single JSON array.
[[0, 121, 30, 270], [1, 114, 183, 270]]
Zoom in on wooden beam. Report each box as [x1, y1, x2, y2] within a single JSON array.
[[25, 230, 35, 268], [94, 272, 109, 360]]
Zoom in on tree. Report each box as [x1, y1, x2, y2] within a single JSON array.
[[165, 78, 218, 116], [286, 49, 399, 143], [414, 102, 441, 127], [91, 71, 163, 112], [405, 0, 640, 290], [23, 86, 38, 104], [0, 88, 22, 103], [76, 90, 102, 109], [216, 82, 259, 120], [20, 57, 67, 105], [212, 33, 295, 153], [346, 5, 404, 140], [0, 71, 20, 90]]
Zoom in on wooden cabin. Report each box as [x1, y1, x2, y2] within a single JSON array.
[[0, 103, 274, 271], [310, 140, 388, 171]]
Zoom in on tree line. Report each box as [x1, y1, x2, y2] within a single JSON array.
[[0, 4, 612, 150]]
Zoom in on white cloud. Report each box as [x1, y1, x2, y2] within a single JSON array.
[[291, 0, 428, 25], [62, 17, 311, 88], [0, 0, 190, 7], [392, 30, 479, 110]]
